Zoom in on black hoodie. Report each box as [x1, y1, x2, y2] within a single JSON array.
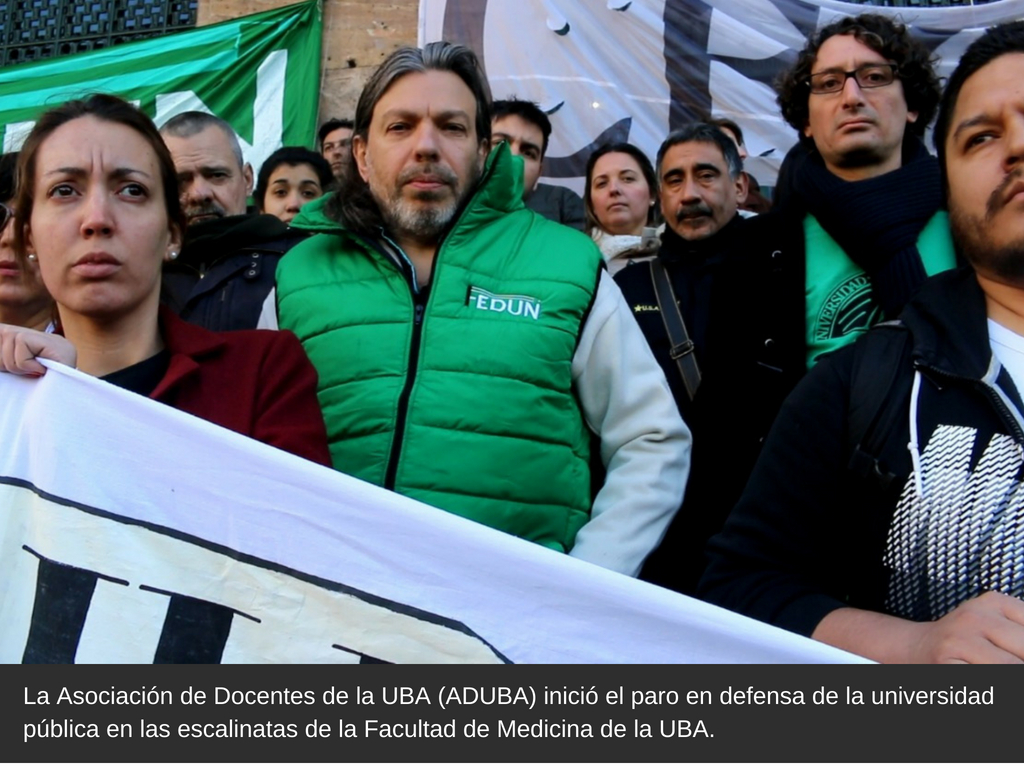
[[700, 267, 1024, 634]]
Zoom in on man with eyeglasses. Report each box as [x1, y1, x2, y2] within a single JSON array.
[[702, 20, 1024, 663], [769, 13, 955, 369]]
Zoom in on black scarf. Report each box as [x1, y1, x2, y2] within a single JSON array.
[[788, 136, 943, 316]]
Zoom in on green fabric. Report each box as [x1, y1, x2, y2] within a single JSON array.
[[0, 0, 321, 180], [277, 143, 602, 552], [804, 211, 956, 366]]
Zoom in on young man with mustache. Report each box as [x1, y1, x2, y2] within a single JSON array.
[[261, 42, 690, 576]]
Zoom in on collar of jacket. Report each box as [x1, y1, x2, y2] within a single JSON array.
[[657, 213, 744, 267], [149, 306, 227, 400], [285, 142, 526, 245], [180, 213, 292, 265], [899, 266, 996, 381]]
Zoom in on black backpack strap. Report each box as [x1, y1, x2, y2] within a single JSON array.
[[846, 322, 915, 492], [649, 259, 701, 401]]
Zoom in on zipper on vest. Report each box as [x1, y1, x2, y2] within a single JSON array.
[[381, 233, 426, 491], [376, 158, 493, 489]]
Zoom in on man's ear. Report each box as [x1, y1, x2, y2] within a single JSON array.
[[353, 135, 371, 183], [906, 110, 919, 125], [735, 171, 749, 206], [243, 163, 254, 197]]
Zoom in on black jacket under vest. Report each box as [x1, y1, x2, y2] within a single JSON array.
[[162, 214, 307, 332], [701, 267, 1024, 634], [614, 213, 805, 595]]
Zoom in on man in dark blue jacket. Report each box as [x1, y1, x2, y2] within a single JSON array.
[[159, 111, 306, 331]]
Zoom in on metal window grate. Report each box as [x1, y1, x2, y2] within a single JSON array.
[[0, 0, 197, 67]]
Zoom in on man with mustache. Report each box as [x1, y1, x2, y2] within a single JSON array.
[[614, 123, 769, 595], [159, 112, 307, 331], [701, 21, 1024, 663], [261, 42, 690, 576]]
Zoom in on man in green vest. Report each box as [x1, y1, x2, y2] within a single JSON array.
[[261, 42, 690, 577], [773, 13, 956, 367]]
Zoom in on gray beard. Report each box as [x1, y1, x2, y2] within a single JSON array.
[[375, 158, 480, 245], [382, 190, 461, 244]]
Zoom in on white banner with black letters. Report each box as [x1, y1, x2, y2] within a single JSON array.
[[0, 363, 861, 664]]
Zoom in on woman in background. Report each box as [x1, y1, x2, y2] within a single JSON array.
[[254, 147, 333, 225], [584, 142, 660, 275], [0, 153, 52, 331], [0, 94, 330, 465]]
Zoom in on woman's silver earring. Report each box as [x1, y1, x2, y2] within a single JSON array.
[[169, 251, 179, 261], [27, 253, 36, 261]]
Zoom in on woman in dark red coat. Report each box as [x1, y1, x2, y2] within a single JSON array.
[[0, 94, 330, 467]]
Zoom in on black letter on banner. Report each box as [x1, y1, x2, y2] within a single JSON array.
[[333, 643, 392, 664], [21, 545, 128, 663], [142, 586, 258, 664]]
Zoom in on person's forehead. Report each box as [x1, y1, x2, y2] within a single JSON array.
[[372, 70, 478, 124], [813, 33, 890, 70], [40, 116, 159, 174], [949, 53, 1024, 133], [324, 127, 352, 144], [492, 114, 543, 144], [165, 125, 238, 168], [661, 141, 726, 172], [269, 163, 321, 183], [593, 151, 643, 176]]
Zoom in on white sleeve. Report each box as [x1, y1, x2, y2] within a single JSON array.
[[257, 288, 279, 331], [568, 272, 691, 576]]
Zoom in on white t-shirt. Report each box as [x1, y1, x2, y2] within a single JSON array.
[[988, 319, 1024, 396]]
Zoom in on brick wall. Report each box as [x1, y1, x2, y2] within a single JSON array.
[[198, 0, 418, 131]]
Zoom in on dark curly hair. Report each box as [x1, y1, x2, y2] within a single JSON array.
[[776, 14, 941, 144]]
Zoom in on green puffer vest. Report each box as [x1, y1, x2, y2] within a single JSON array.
[[277, 144, 603, 552]]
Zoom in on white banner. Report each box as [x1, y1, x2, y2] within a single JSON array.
[[421, 0, 1024, 191], [0, 363, 862, 664]]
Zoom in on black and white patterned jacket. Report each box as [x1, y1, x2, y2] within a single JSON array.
[[699, 266, 1024, 636]]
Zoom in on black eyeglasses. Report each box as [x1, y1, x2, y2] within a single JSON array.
[[0, 202, 11, 231], [807, 63, 899, 95]]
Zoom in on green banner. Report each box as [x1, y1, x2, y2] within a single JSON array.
[[0, 0, 322, 174]]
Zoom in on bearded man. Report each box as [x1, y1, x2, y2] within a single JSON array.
[[261, 42, 690, 576]]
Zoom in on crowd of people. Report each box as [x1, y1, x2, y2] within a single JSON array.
[[3, 11, 1024, 663]]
